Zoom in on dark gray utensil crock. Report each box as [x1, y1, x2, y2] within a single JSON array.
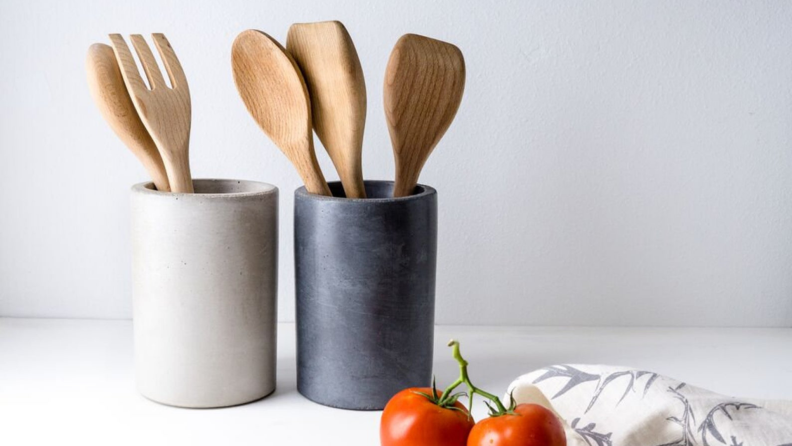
[[295, 180, 437, 410]]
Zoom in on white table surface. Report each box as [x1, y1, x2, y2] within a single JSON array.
[[1, 318, 790, 445]]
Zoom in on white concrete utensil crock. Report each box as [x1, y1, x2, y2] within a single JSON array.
[[131, 179, 278, 408]]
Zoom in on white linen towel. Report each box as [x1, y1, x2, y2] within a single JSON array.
[[507, 365, 792, 446]]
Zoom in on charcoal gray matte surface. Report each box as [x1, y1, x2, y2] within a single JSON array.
[[295, 181, 438, 410]]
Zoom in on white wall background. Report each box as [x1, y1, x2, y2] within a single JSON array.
[[1, 0, 791, 326]]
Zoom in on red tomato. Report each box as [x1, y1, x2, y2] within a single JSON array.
[[467, 404, 566, 446], [381, 387, 475, 446]]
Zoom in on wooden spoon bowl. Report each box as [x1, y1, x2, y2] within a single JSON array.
[[232, 29, 330, 196], [384, 34, 466, 197]]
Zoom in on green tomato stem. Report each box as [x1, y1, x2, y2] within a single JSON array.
[[438, 340, 508, 414]]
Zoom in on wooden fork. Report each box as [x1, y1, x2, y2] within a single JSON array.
[[109, 33, 194, 193]]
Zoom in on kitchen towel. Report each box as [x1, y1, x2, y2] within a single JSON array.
[[507, 365, 792, 446]]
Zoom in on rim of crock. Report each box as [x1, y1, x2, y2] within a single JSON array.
[[294, 180, 436, 202], [132, 179, 278, 198]]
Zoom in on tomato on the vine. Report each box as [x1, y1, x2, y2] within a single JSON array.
[[381, 387, 475, 446], [380, 341, 568, 446], [467, 403, 566, 446]]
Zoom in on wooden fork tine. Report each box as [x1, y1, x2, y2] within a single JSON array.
[[151, 33, 188, 91], [108, 34, 149, 94], [130, 34, 167, 90]]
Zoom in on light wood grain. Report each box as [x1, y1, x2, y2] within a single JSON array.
[[86, 43, 170, 192], [232, 29, 330, 196], [384, 34, 465, 197], [287, 21, 367, 198], [109, 33, 193, 193]]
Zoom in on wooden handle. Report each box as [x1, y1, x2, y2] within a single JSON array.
[[337, 163, 365, 198], [161, 149, 194, 194], [392, 173, 420, 198]]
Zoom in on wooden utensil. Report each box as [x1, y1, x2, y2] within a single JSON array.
[[287, 21, 367, 198], [109, 33, 194, 193], [231, 29, 331, 196], [384, 34, 466, 197], [86, 43, 170, 192]]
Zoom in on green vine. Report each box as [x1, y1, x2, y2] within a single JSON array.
[[419, 339, 517, 417], [411, 376, 468, 415]]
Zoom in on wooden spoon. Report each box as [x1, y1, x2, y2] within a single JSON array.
[[231, 29, 331, 196], [384, 34, 466, 197], [86, 43, 170, 191], [287, 21, 367, 198]]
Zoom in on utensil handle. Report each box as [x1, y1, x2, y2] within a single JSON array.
[[163, 153, 194, 193], [338, 168, 366, 198], [393, 181, 417, 198], [303, 174, 332, 196]]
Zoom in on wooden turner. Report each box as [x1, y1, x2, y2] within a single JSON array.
[[287, 21, 367, 198], [384, 34, 466, 197], [109, 33, 194, 193], [231, 29, 331, 196], [86, 43, 170, 192]]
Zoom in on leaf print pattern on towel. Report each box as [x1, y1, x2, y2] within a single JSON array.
[[532, 364, 659, 412], [585, 369, 659, 413], [698, 402, 759, 446], [571, 418, 613, 446], [532, 365, 600, 399], [658, 384, 697, 446]]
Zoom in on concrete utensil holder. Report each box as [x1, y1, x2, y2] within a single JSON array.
[[294, 180, 438, 410], [131, 179, 278, 408]]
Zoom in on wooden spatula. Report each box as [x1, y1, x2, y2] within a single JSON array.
[[384, 34, 466, 197], [287, 21, 367, 198], [109, 33, 194, 193], [232, 29, 331, 196], [86, 43, 170, 192]]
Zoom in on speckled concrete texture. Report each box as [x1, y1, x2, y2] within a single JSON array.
[[131, 179, 278, 408]]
